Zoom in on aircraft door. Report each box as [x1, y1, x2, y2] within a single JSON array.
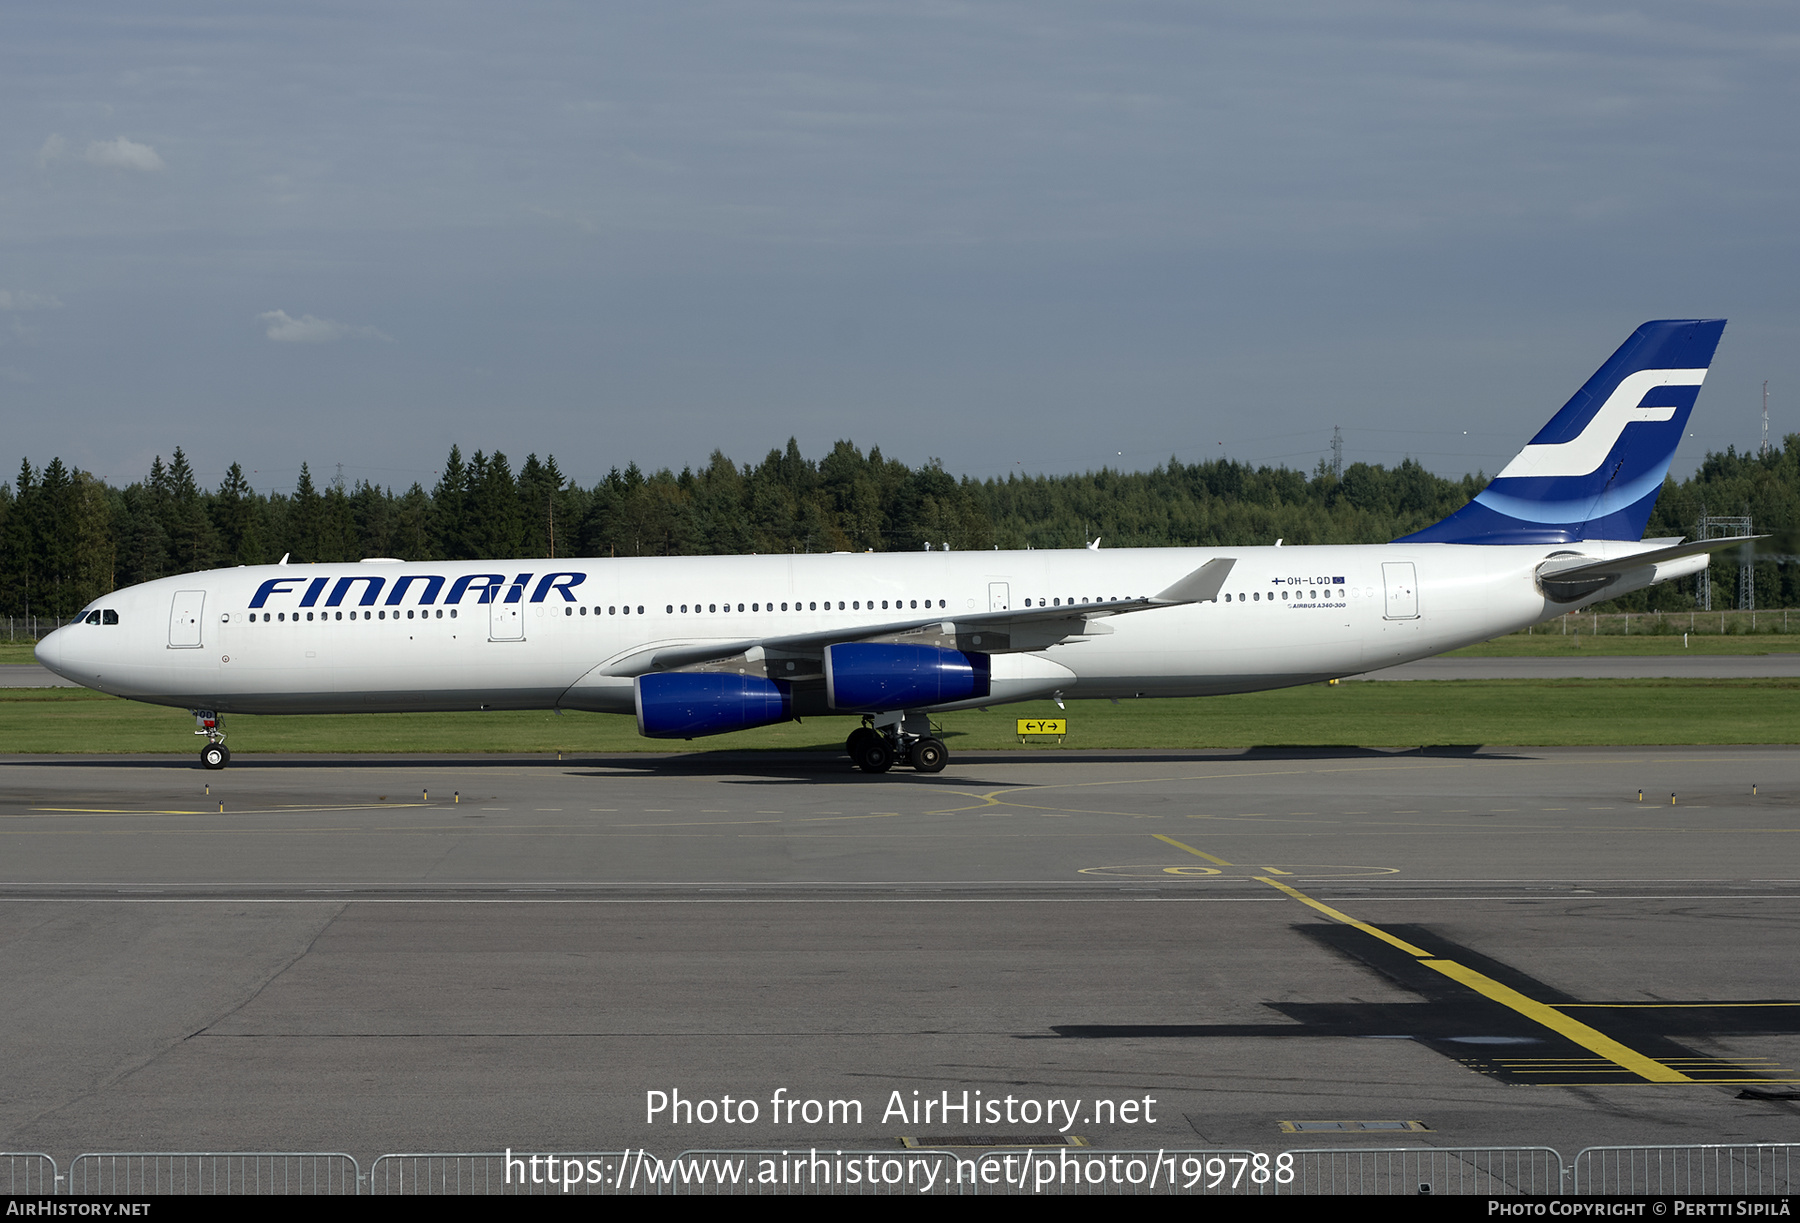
[[1382, 562, 1419, 620], [168, 590, 206, 648], [490, 593, 524, 641], [988, 582, 1011, 611]]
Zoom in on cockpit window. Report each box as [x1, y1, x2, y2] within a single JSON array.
[[85, 611, 101, 625], [103, 610, 119, 625]]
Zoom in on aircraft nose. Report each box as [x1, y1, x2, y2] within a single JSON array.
[[34, 626, 68, 678]]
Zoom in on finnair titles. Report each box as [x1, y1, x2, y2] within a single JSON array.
[[37, 319, 1745, 775]]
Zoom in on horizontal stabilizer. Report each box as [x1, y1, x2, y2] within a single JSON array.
[[1536, 535, 1765, 602], [1537, 535, 1767, 585]]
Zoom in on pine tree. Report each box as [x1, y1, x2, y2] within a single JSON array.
[[430, 446, 469, 560], [289, 464, 323, 562], [165, 447, 220, 574], [213, 463, 263, 565]]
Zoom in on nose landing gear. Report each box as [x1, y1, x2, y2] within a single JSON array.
[[193, 710, 231, 770]]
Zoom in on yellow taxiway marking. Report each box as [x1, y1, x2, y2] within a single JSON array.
[[29, 804, 430, 815], [1247, 867, 1693, 1084], [31, 808, 212, 816], [1151, 834, 1232, 866], [1557, 1002, 1800, 1009], [1255, 875, 1432, 957], [1422, 960, 1689, 1083]]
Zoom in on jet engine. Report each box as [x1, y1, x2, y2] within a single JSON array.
[[823, 643, 991, 711], [635, 672, 792, 738]]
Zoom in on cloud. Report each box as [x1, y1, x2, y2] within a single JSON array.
[[258, 309, 392, 343], [38, 133, 166, 171], [84, 136, 165, 172], [0, 289, 61, 311]]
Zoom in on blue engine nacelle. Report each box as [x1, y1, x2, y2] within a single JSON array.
[[635, 672, 793, 738], [824, 643, 991, 711]]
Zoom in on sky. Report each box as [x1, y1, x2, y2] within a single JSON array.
[[3, 1, 1796, 496]]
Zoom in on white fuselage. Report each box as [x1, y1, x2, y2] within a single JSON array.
[[35, 540, 1695, 721]]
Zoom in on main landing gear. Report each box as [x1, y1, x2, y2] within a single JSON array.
[[846, 715, 948, 775], [193, 710, 231, 770]]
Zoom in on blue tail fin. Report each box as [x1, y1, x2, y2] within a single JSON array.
[[1398, 319, 1726, 545]]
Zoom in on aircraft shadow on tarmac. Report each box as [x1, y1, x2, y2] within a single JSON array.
[[7, 744, 1536, 779], [1045, 924, 1800, 1090]]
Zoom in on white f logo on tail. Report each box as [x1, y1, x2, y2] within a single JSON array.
[[1495, 368, 1707, 481]]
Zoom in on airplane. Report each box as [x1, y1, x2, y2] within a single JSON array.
[[35, 318, 1749, 775]]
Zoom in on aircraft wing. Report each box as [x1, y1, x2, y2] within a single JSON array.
[[598, 557, 1236, 677]]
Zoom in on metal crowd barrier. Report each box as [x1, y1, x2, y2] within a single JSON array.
[[64, 1152, 360, 1195], [659, 1147, 1562, 1195], [1278, 1146, 1565, 1196], [15, 1142, 1800, 1194], [1572, 1143, 1799, 1196], [367, 1151, 633, 1195], [1, 1153, 60, 1195]]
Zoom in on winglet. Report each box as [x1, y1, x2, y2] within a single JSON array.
[[1153, 558, 1236, 604]]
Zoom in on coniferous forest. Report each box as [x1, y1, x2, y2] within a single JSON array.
[[3, 437, 1796, 623]]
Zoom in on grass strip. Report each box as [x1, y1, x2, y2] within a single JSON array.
[[1, 678, 1794, 754]]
